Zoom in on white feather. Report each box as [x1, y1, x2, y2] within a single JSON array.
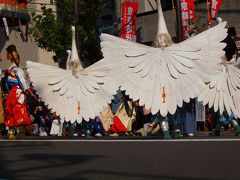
[[99, 13, 228, 117], [26, 28, 118, 123]]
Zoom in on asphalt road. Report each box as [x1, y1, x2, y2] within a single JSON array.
[[0, 136, 240, 180]]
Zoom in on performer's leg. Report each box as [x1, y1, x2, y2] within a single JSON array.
[[173, 124, 182, 139], [16, 125, 27, 139], [0, 123, 4, 139], [86, 120, 93, 139], [149, 113, 161, 135], [232, 119, 240, 136], [136, 114, 157, 136], [8, 127, 16, 139], [136, 127, 152, 136], [68, 121, 77, 137], [209, 121, 221, 136], [5, 95, 14, 137], [62, 122, 66, 136], [81, 120, 93, 138], [151, 124, 160, 135], [160, 119, 171, 139]]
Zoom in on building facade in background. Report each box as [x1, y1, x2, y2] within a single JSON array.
[[0, 0, 239, 73], [0, 0, 58, 74], [110, 0, 240, 45]]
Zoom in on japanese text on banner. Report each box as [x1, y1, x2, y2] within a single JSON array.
[[121, 1, 139, 42], [209, 0, 223, 26], [180, 0, 196, 40]]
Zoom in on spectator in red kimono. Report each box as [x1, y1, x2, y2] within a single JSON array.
[[4, 45, 36, 139]]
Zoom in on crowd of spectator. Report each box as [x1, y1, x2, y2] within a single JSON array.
[[0, 82, 204, 139], [0, 80, 239, 139], [0, 26, 239, 139]]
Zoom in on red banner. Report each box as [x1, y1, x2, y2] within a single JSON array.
[[0, 0, 28, 8], [180, 0, 197, 40], [121, 1, 139, 42], [0, 0, 30, 27], [209, 0, 223, 26]]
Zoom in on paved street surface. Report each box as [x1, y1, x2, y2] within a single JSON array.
[[0, 133, 240, 180]]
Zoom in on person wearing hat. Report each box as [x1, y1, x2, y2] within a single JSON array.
[[4, 44, 36, 139]]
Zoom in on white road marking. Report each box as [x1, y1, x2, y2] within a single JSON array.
[[0, 139, 240, 142]]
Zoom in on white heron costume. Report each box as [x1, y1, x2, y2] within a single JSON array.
[[27, 26, 117, 123], [198, 18, 240, 118], [198, 16, 240, 135], [100, 0, 228, 117]]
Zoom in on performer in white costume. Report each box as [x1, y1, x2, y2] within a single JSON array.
[[100, 0, 228, 135], [27, 27, 118, 123], [198, 18, 240, 136]]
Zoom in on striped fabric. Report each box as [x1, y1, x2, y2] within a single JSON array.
[[0, 0, 30, 27]]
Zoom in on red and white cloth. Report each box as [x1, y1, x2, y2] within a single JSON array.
[[180, 0, 196, 40], [5, 85, 31, 127], [110, 101, 136, 133], [209, 0, 223, 27], [121, 1, 139, 42]]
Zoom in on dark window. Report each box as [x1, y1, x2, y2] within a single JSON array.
[[161, 0, 173, 11]]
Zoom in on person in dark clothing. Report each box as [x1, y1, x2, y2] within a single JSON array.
[[26, 83, 38, 116], [93, 117, 105, 137], [33, 99, 51, 136], [80, 119, 93, 138], [222, 27, 237, 61], [132, 100, 152, 134]]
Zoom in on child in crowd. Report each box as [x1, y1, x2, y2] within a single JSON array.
[[50, 112, 63, 136], [33, 98, 51, 136]]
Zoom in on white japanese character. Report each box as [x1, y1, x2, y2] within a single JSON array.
[[127, 7, 133, 15], [126, 25, 133, 33], [182, 21, 188, 26], [211, 0, 218, 9], [211, 10, 216, 17], [132, 35, 136, 42], [182, 11, 189, 20], [127, 16, 132, 24], [181, 1, 188, 11], [126, 34, 132, 41]]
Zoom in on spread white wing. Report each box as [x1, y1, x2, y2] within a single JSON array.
[[198, 60, 240, 117], [27, 60, 117, 123], [100, 22, 227, 116]]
